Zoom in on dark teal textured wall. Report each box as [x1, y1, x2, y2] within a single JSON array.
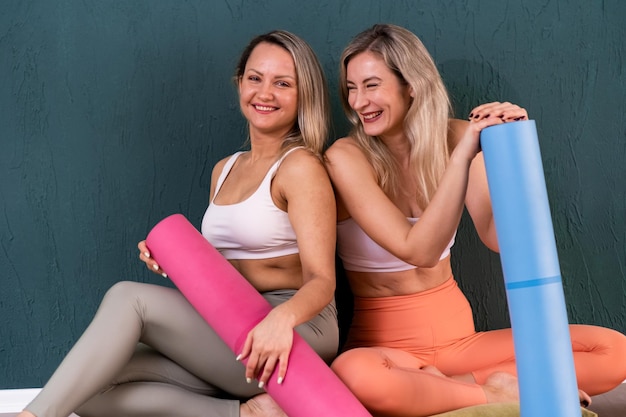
[[1, 0, 624, 389]]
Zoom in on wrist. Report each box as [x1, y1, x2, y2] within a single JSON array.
[[268, 305, 298, 329], [449, 148, 475, 167]]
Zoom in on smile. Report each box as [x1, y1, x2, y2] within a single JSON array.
[[362, 111, 382, 121], [254, 105, 278, 112]]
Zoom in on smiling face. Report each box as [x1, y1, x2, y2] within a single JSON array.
[[238, 42, 298, 140], [345, 51, 413, 142]]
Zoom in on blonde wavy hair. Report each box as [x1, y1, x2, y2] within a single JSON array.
[[339, 24, 451, 208], [234, 30, 330, 158]]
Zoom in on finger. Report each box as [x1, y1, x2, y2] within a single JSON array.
[[276, 352, 289, 385], [469, 114, 505, 131], [470, 102, 528, 122], [496, 104, 528, 122], [257, 356, 278, 389], [145, 257, 166, 277], [138, 240, 150, 258], [468, 102, 502, 119], [138, 241, 168, 278], [246, 353, 262, 384], [478, 102, 528, 123], [238, 335, 254, 382]]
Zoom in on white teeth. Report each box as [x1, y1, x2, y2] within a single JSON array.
[[363, 111, 382, 120], [255, 105, 275, 111]]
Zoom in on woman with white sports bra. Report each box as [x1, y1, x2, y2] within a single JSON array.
[[20, 30, 337, 417], [325, 24, 626, 417]]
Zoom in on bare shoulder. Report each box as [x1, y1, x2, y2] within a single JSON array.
[[209, 154, 236, 199], [324, 136, 375, 184], [211, 154, 233, 177], [325, 136, 361, 162], [273, 148, 334, 209], [447, 118, 469, 150], [280, 147, 325, 173], [275, 148, 330, 189], [325, 137, 370, 172]]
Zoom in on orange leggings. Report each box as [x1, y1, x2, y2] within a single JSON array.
[[331, 277, 626, 417]]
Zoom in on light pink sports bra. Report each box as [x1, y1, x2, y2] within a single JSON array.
[[337, 217, 455, 272], [201, 149, 299, 259]]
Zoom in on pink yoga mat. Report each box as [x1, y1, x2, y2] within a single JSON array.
[[146, 214, 371, 417]]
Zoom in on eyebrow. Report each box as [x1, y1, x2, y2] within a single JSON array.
[[246, 68, 296, 81], [347, 76, 382, 85]]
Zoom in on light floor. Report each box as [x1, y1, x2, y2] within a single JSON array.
[[1, 383, 624, 417]]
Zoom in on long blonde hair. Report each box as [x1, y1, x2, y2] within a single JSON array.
[[235, 30, 330, 158], [339, 24, 451, 208]]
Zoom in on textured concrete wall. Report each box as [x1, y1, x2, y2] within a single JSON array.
[[1, 0, 624, 388]]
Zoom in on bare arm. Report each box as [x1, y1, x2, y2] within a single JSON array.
[[240, 149, 336, 386], [450, 102, 529, 252], [267, 149, 336, 327], [326, 102, 526, 266]]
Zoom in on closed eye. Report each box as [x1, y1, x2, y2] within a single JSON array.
[[276, 80, 292, 88]]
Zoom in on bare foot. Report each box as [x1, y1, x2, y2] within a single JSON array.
[[481, 372, 591, 407], [482, 372, 519, 403], [240, 393, 287, 417], [579, 389, 592, 407], [17, 412, 37, 417]]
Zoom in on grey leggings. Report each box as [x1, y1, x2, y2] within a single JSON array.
[[26, 281, 339, 417]]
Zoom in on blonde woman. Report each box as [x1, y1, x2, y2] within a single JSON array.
[[325, 23, 626, 417], [20, 30, 337, 417]]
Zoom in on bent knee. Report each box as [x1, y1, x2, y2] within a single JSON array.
[[604, 327, 626, 382], [331, 348, 399, 409], [331, 348, 377, 384], [573, 325, 626, 392], [103, 281, 144, 301]]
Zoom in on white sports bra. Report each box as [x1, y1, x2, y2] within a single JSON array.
[[201, 149, 299, 259], [337, 217, 455, 272]]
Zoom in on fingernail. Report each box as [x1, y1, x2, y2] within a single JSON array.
[[161, 272, 168, 278], [144, 252, 150, 258], [235, 354, 242, 361], [258, 381, 264, 389], [246, 377, 252, 384], [277, 376, 283, 384], [153, 264, 159, 271]]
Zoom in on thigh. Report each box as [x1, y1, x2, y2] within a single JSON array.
[[435, 328, 517, 381], [570, 324, 626, 395], [76, 381, 239, 417], [331, 346, 487, 416], [114, 282, 260, 398], [109, 343, 223, 397], [333, 346, 428, 379], [137, 284, 338, 398]]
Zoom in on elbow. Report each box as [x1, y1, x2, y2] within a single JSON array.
[[404, 252, 442, 269], [412, 258, 441, 269], [478, 225, 500, 253], [484, 240, 499, 253]]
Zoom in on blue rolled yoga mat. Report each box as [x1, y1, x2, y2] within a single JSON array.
[[480, 120, 581, 417]]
